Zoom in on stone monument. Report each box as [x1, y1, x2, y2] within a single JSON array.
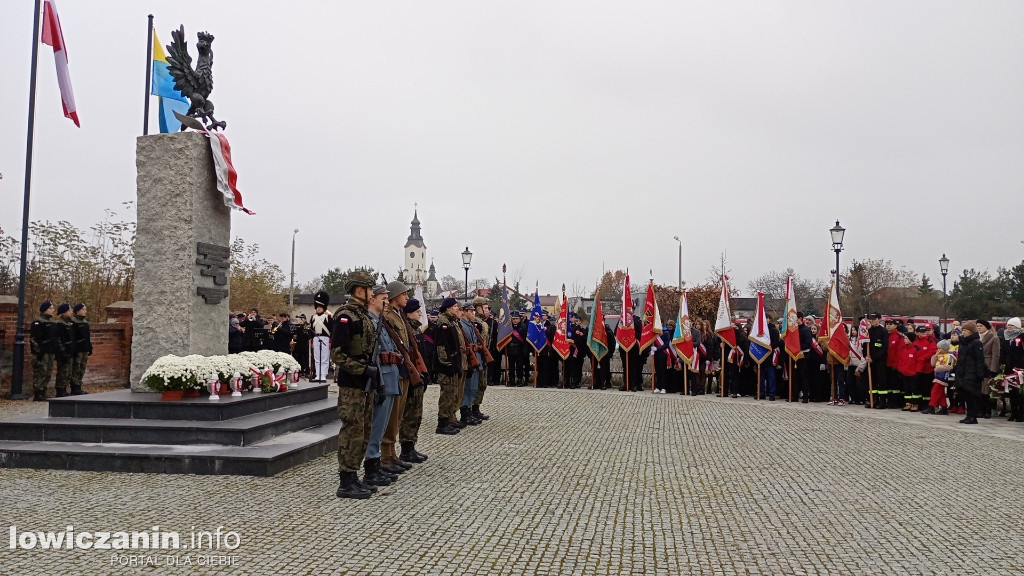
[[129, 131, 230, 391]]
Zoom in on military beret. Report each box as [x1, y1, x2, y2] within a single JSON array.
[[39, 300, 53, 313], [440, 297, 458, 311], [57, 302, 71, 314], [72, 302, 86, 313], [387, 281, 410, 300], [403, 298, 421, 314]]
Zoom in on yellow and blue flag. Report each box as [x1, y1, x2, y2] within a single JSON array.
[[527, 291, 547, 352], [151, 30, 189, 133]]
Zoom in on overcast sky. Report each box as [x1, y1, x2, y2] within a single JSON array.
[[2, 1, 1022, 297]]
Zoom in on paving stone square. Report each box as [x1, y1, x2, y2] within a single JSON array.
[[2, 386, 1022, 575]]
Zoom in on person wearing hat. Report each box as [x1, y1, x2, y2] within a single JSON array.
[[309, 290, 333, 383], [362, 284, 405, 484], [905, 324, 937, 412], [29, 301, 61, 401], [428, 297, 464, 435], [922, 339, 956, 415], [955, 321, 986, 424], [379, 281, 428, 473], [505, 311, 530, 387], [401, 298, 431, 463], [1001, 317, 1024, 422], [292, 314, 311, 377], [884, 317, 903, 409], [69, 303, 92, 396], [52, 303, 77, 398], [473, 296, 495, 420], [459, 302, 484, 425], [565, 312, 588, 390], [863, 313, 889, 409], [329, 270, 383, 499]]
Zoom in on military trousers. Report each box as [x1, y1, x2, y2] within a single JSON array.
[[400, 383, 425, 444], [72, 351, 89, 389], [474, 364, 487, 406], [380, 378, 410, 460], [336, 387, 373, 473], [437, 373, 460, 421], [452, 372, 467, 421], [55, 356, 74, 392], [31, 353, 55, 394]]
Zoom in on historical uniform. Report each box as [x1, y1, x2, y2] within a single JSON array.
[[430, 298, 463, 435], [329, 271, 379, 499], [70, 303, 91, 395], [473, 297, 493, 420], [460, 306, 484, 426], [364, 285, 403, 484], [310, 291, 333, 383], [401, 298, 430, 463], [380, 282, 428, 474], [451, 306, 470, 428], [29, 301, 60, 401]]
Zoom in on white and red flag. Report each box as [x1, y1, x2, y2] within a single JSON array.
[[41, 0, 79, 127], [638, 281, 662, 351], [714, 276, 737, 348], [824, 282, 851, 364], [615, 272, 637, 351]]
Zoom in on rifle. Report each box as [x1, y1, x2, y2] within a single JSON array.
[[472, 322, 495, 363], [380, 310, 424, 386], [365, 274, 387, 405]]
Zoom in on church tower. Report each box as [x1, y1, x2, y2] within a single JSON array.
[[425, 261, 439, 301], [403, 208, 427, 283]]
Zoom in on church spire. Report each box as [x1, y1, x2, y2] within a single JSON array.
[[405, 206, 425, 248]]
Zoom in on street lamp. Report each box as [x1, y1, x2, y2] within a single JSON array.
[[939, 253, 950, 334], [830, 220, 845, 301], [673, 236, 682, 290], [289, 228, 299, 310], [461, 246, 473, 301]]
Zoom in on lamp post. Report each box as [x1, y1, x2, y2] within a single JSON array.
[[461, 246, 473, 301], [830, 220, 845, 302], [673, 236, 682, 290], [939, 253, 949, 334], [288, 228, 298, 310]]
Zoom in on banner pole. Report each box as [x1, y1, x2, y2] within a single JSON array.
[[788, 357, 793, 402]]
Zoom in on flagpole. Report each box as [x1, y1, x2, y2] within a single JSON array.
[[684, 363, 688, 395], [142, 14, 153, 135], [788, 357, 793, 402], [625, 353, 629, 392], [590, 356, 595, 389], [867, 358, 874, 409], [720, 343, 726, 397], [9, 0, 44, 400], [756, 364, 761, 400]]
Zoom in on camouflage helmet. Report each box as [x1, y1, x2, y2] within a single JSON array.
[[345, 271, 375, 294]]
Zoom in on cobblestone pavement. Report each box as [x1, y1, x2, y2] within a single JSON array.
[[3, 386, 1023, 575]]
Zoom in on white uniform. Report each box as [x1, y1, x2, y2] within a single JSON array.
[[310, 312, 332, 382]]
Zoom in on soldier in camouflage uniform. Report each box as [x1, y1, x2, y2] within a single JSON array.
[[473, 296, 493, 421], [54, 303, 76, 397], [329, 271, 380, 500], [70, 303, 91, 395], [401, 298, 430, 463], [430, 297, 463, 435], [30, 301, 61, 401]]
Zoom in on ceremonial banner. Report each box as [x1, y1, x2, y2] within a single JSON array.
[[747, 291, 772, 364], [672, 291, 695, 365], [714, 276, 737, 348], [615, 272, 637, 351], [587, 290, 610, 361], [639, 281, 661, 351], [824, 282, 851, 364], [527, 291, 547, 352], [552, 285, 571, 360], [495, 276, 513, 350], [782, 276, 803, 360]]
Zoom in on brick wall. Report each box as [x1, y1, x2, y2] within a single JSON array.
[[0, 297, 133, 394]]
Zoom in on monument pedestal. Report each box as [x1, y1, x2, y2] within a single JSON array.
[[130, 132, 230, 391]]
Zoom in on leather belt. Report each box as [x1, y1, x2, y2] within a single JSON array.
[[379, 351, 403, 365]]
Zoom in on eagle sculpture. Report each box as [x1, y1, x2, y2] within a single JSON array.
[[165, 26, 226, 131]]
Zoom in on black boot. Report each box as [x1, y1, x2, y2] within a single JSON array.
[[400, 441, 427, 463], [460, 406, 481, 426], [436, 416, 459, 435], [336, 472, 372, 499], [362, 458, 394, 486], [70, 386, 88, 395], [381, 457, 406, 475], [472, 405, 490, 421], [54, 388, 69, 398]]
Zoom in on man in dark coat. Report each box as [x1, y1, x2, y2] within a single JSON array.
[[956, 321, 986, 424]]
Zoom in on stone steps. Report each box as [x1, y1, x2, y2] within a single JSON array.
[[0, 383, 341, 476], [0, 398, 338, 447]]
